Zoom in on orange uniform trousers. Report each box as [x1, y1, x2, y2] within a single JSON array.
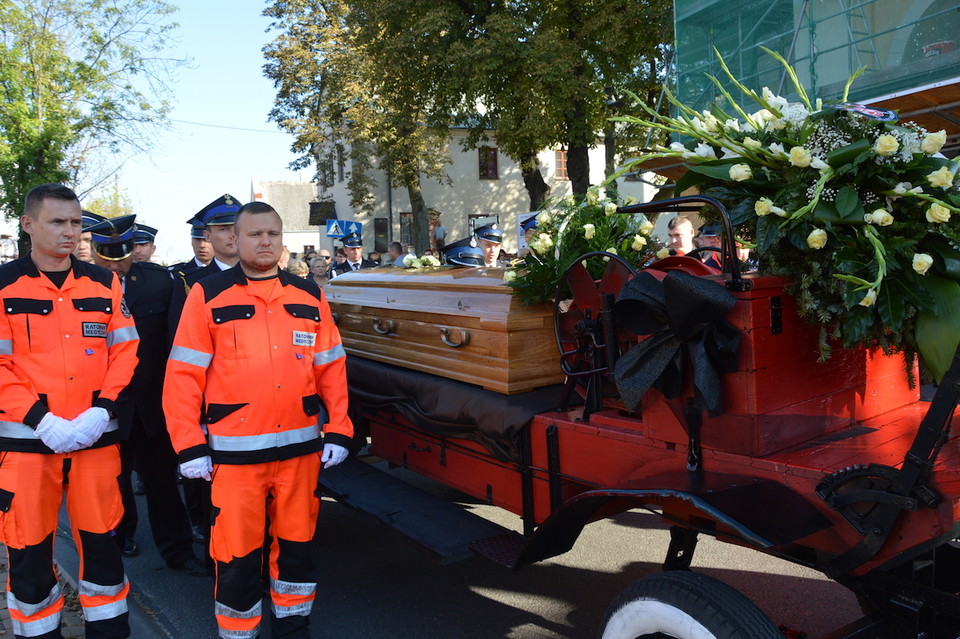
[[210, 453, 321, 639], [0, 445, 129, 639]]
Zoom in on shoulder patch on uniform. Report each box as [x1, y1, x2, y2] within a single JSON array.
[[73, 260, 114, 288], [198, 270, 237, 303]]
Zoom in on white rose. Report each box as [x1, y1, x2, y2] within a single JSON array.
[[926, 202, 951, 224], [743, 137, 762, 150], [585, 189, 599, 205], [868, 208, 894, 226], [537, 233, 554, 249], [603, 202, 618, 216], [789, 146, 812, 167], [402, 253, 416, 266], [502, 270, 517, 283], [729, 163, 753, 181], [606, 247, 618, 255], [912, 253, 934, 275], [921, 130, 947, 155], [536, 211, 552, 225], [874, 134, 899, 156], [656, 247, 671, 259], [859, 289, 878, 307], [583, 223, 596, 240], [631, 235, 647, 251], [755, 197, 773, 216], [638, 219, 654, 235], [807, 228, 828, 250], [928, 166, 956, 189]]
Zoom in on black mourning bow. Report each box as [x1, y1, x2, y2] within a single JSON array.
[[613, 269, 741, 415]]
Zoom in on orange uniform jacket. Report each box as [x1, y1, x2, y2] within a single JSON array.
[[164, 267, 352, 465], [0, 255, 140, 452]]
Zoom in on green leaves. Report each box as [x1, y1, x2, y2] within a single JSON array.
[[915, 276, 960, 382]]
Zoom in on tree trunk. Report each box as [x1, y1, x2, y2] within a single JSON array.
[[519, 151, 550, 211], [604, 116, 618, 200], [567, 136, 590, 196], [406, 179, 430, 254]]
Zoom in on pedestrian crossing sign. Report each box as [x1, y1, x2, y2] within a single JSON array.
[[326, 220, 344, 238]]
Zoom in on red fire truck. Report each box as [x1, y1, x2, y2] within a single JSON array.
[[324, 197, 960, 639]]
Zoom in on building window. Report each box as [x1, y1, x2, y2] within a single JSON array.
[[478, 146, 499, 179], [555, 149, 568, 180]]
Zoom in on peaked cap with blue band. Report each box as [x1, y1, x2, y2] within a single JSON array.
[[88, 214, 137, 261], [132, 223, 158, 244], [196, 193, 241, 227], [474, 223, 503, 245], [81, 210, 105, 231]]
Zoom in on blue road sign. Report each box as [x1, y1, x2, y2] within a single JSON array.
[[326, 220, 345, 238]]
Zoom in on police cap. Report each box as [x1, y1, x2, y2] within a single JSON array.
[[81, 210, 105, 231], [132, 223, 158, 244], [88, 214, 137, 261], [474, 223, 503, 245], [341, 231, 363, 248], [443, 238, 484, 267], [197, 194, 240, 227]]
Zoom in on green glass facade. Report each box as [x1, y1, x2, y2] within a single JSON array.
[[675, 0, 960, 111]]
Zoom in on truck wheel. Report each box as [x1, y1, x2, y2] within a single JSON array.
[[598, 571, 782, 639]]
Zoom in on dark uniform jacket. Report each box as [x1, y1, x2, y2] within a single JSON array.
[[331, 258, 377, 276], [115, 261, 174, 439]]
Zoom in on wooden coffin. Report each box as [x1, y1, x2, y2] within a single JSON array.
[[641, 274, 920, 457], [325, 266, 565, 394]]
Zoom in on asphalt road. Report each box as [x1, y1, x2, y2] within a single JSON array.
[[59, 463, 864, 638]]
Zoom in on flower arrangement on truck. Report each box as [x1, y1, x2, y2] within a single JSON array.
[[320, 52, 960, 639]]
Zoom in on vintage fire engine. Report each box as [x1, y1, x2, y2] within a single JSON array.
[[323, 197, 960, 639]]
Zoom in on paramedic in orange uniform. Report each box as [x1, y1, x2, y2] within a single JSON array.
[[163, 201, 352, 639], [0, 183, 139, 639]]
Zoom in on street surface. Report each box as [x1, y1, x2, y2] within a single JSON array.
[[60, 463, 863, 638]]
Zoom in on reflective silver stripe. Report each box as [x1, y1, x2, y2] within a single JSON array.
[[271, 579, 316, 596], [208, 425, 319, 453], [215, 600, 262, 620], [11, 610, 60, 637], [81, 597, 128, 622], [8, 582, 61, 617], [272, 600, 313, 618], [0, 339, 11, 355], [313, 343, 345, 366], [79, 578, 126, 598], [0, 419, 118, 440], [169, 345, 213, 368], [219, 628, 260, 639], [106, 326, 139, 348]]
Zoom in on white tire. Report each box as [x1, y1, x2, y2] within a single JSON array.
[[599, 571, 782, 639]]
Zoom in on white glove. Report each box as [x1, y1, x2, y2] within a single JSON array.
[[35, 413, 81, 454], [71, 407, 110, 448], [321, 443, 348, 469], [179, 456, 213, 481]]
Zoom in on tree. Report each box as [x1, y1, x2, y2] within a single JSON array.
[[0, 0, 181, 250], [83, 180, 135, 217], [264, 0, 451, 254]]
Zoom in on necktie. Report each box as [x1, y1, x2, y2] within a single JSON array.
[[352, 263, 359, 270]]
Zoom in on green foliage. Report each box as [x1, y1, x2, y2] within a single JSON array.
[[0, 0, 181, 225], [617, 50, 960, 370], [506, 185, 659, 304]]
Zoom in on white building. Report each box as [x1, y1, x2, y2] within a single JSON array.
[[317, 129, 657, 256]]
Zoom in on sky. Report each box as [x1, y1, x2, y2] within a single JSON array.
[[113, 1, 312, 264]]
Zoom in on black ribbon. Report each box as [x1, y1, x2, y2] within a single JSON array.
[[613, 269, 741, 415]]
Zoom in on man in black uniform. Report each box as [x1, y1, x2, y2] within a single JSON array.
[[331, 230, 377, 276], [169, 219, 213, 277], [88, 216, 206, 576]]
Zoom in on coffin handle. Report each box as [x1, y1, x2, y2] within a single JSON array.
[[439, 327, 470, 348], [372, 317, 396, 335]]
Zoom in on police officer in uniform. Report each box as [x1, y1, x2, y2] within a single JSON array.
[[169, 219, 213, 277], [331, 231, 377, 276], [89, 216, 206, 576], [474, 223, 504, 267], [131, 223, 158, 263]]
